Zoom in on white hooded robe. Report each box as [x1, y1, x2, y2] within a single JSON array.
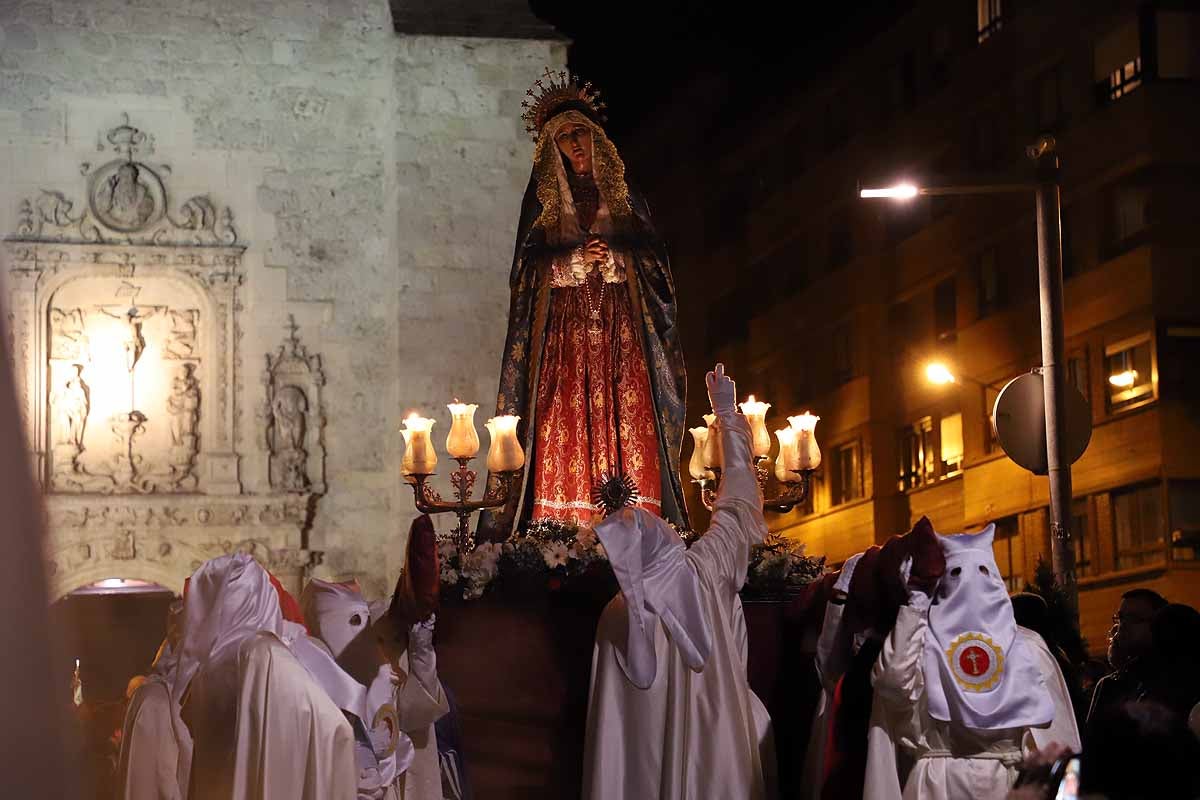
[[582, 408, 775, 800]]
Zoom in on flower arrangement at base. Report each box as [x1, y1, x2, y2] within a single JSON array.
[[438, 516, 826, 602], [439, 518, 610, 600], [741, 531, 827, 600]]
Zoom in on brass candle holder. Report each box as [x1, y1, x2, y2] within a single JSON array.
[[407, 457, 519, 549], [695, 456, 814, 514]]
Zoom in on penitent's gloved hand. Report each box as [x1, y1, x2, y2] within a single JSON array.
[[706, 362, 737, 416], [407, 614, 439, 696], [901, 556, 933, 613]]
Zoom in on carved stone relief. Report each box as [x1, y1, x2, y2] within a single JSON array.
[[15, 114, 237, 247], [6, 113, 328, 599], [263, 316, 326, 494]]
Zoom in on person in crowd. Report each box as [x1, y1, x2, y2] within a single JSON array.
[[1011, 592, 1086, 730], [1142, 602, 1200, 719], [174, 553, 356, 798], [867, 524, 1080, 799], [303, 578, 417, 800], [116, 600, 191, 799], [1011, 700, 1200, 799], [379, 513, 453, 800], [1086, 588, 1167, 724], [798, 556, 860, 800], [581, 363, 775, 799]]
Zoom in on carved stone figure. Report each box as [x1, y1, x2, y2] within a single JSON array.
[[53, 364, 90, 450], [168, 363, 201, 447], [270, 386, 309, 492], [164, 309, 199, 359], [99, 305, 159, 374], [263, 317, 325, 495], [273, 386, 307, 453], [49, 308, 88, 361], [95, 162, 155, 231]]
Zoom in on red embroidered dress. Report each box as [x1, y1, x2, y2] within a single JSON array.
[[530, 171, 662, 524]]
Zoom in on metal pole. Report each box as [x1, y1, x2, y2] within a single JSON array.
[[1029, 135, 1079, 625]]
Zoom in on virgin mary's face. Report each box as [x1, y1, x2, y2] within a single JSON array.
[[555, 122, 593, 175]]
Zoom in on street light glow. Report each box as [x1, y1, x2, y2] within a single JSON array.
[[860, 182, 919, 200], [925, 362, 957, 385]]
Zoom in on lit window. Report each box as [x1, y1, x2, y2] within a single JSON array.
[[1109, 57, 1142, 100], [831, 440, 863, 506], [899, 412, 961, 491], [1112, 483, 1165, 569], [1094, 21, 1141, 103], [977, 0, 1003, 43], [1105, 334, 1154, 413], [940, 413, 964, 476], [898, 416, 935, 491], [1168, 480, 1200, 563]]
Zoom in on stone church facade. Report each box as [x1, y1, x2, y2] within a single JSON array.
[[0, 0, 564, 598]]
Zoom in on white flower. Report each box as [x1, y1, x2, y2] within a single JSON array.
[[440, 567, 459, 585], [542, 542, 570, 569]]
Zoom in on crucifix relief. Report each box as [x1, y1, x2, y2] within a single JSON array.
[[45, 280, 204, 494]]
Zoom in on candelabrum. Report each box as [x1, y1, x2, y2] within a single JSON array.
[[695, 457, 815, 514], [407, 458, 520, 550]]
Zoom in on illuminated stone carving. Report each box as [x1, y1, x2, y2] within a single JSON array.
[[264, 316, 326, 494]]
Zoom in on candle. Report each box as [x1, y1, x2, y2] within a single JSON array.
[[446, 401, 481, 459], [788, 412, 822, 471], [738, 395, 772, 458], [486, 415, 525, 472], [401, 413, 438, 475], [701, 413, 723, 469], [688, 426, 714, 480], [775, 427, 800, 482]]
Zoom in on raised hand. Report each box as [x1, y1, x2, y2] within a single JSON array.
[[706, 362, 737, 415]]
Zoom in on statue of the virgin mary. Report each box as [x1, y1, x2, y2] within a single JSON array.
[[481, 70, 689, 537]]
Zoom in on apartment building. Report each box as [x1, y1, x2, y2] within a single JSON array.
[[627, 0, 1200, 649]]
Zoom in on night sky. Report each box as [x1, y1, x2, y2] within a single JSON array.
[[529, 0, 913, 140]]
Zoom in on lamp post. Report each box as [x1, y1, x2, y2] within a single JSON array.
[[861, 135, 1078, 625]]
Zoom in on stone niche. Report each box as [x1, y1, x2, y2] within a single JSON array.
[[4, 115, 320, 598]]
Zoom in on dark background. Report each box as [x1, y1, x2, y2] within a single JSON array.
[[530, 0, 913, 140]]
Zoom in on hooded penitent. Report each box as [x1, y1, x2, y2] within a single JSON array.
[[593, 507, 712, 690], [302, 577, 416, 793], [923, 525, 1054, 730], [172, 553, 284, 706]]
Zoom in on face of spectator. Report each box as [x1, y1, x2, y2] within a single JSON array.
[[1108, 596, 1157, 668]]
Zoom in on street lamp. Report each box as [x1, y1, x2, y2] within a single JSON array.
[[925, 362, 958, 386], [861, 135, 1079, 624]]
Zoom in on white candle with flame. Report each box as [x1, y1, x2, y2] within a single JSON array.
[[739, 395, 772, 458], [788, 412, 822, 471], [445, 401, 480, 459], [775, 427, 800, 482], [688, 426, 714, 480], [486, 415, 524, 472], [401, 413, 438, 475], [701, 413, 723, 469]]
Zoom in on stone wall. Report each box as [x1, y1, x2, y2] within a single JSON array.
[[0, 0, 565, 597]]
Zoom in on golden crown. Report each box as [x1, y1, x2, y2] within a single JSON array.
[[521, 67, 607, 140]]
